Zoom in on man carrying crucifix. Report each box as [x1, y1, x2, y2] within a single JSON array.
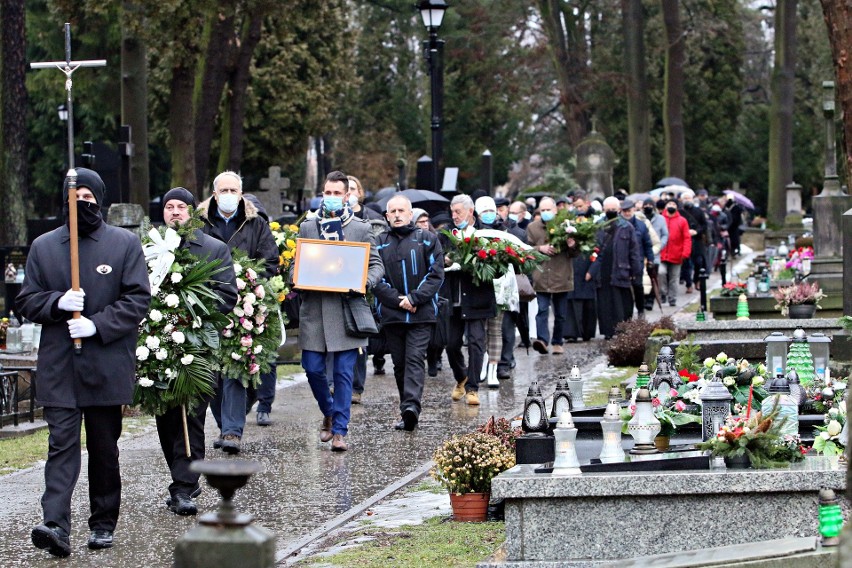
[[17, 168, 151, 556]]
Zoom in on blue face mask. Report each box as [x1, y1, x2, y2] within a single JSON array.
[[508, 213, 519, 222], [541, 211, 556, 222], [456, 219, 469, 230], [480, 212, 497, 225], [323, 195, 343, 212]]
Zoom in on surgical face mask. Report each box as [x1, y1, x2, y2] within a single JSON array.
[[323, 195, 344, 212], [540, 211, 556, 222], [217, 193, 240, 214], [480, 212, 497, 225], [456, 219, 469, 230], [666, 206, 677, 214], [347, 194, 359, 208], [643, 207, 654, 217], [605, 210, 618, 220], [508, 213, 519, 222]]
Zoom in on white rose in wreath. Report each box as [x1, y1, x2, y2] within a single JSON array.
[[149, 309, 163, 323], [138, 377, 154, 388], [165, 294, 180, 308], [254, 345, 263, 354], [234, 307, 245, 317], [180, 354, 194, 365], [171, 331, 186, 344], [244, 292, 256, 305], [254, 285, 265, 300], [136, 346, 150, 361], [236, 278, 246, 290], [243, 304, 255, 316], [171, 273, 183, 284], [156, 349, 168, 361], [233, 263, 242, 274], [145, 336, 160, 350], [164, 323, 174, 334], [231, 352, 241, 360]]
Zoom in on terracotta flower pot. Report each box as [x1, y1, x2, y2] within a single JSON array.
[[654, 435, 670, 451], [788, 303, 816, 319], [450, 492, 490, 522]]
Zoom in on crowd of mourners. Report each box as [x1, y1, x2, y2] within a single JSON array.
[[20, 165, 748, 557]]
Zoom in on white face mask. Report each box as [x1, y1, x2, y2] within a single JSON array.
[[218, 193, 240, 214], [348, 194, 359, 208]]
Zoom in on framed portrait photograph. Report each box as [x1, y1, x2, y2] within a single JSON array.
[[293, 238, 371, 293]]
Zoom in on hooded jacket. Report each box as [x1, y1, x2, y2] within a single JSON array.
[[661, 209, 692, 264], [198, 195, 279, 278]]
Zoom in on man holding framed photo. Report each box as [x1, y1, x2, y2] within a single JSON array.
[[296, 171, 384, 451]]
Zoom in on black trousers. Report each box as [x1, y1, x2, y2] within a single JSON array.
[[155, 398, 209, 499], [446, 309, 486, 393], [498, 309, 516, 370], [597, 285, 634, 339], [564, 298, 596, 341], [42, 405, 123, 534], [384, 323, 432, 416]]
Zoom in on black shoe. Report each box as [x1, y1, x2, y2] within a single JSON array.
[[496, 367, 511, 380], [394, 419, 406, 430], [402, 409, 418, 431], [373, 366, 386, 376], [166, 493, 198, 516], [427, 364, 438, 377], [213, 435, 224, 450], [31, 524, 70, 557], [87, 530, 114, 550], [436, 362, 443, 371], [256, 411, 272, 426]]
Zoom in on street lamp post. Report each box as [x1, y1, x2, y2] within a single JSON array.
[[419, 0, 448, 193]]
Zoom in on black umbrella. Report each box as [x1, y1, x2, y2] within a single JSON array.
[[376, 188, 450, 216], [370, 186, 398, 203], [655, 177, 690, 188]]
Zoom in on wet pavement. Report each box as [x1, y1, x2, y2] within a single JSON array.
[[0, 255, 741, 567]]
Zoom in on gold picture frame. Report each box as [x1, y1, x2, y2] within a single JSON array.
[[293, 238, 371, 293]]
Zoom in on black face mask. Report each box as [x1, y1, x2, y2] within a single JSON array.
[[666, 206, 677, 214], [643, 207, 654, 217], [63, 200, 103, 236], [605, 210, 618, 220], [683, 201, 693, 209]]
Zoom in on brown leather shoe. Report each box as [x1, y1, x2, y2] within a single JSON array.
[[451, 377, 468, 401], [532, 339, 549, 354], [331, 433, 348, 452], [551, 344, 564, 354], [320, 416, 333, 442]]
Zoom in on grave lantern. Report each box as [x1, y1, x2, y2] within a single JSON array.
[[635, 362, 651, 390], [552, 412, 581, 475], [599, 387, 625, 463], [760, 373, 799, 437], [651, 350, 680, 405], [786, 369, 807, 406], [627, 388, 660, 454], [566, 365, 585, 409], [818, 488, 843, 547], [522, 381, 549, 434], [764, 332, 790, 376], [787, 328, 816, 386], [699, 377, 732, 442], [550, 376, 572, 418], [777, 241, 789, 258], [807, 332, 831, 379]]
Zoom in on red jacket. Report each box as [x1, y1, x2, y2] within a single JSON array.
[[661, 210, 692, 264]]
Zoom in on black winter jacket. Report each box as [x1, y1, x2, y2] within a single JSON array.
[[198, 196, 279, 278], [374, 225, 444, 325], [438, 221, 498, 320]]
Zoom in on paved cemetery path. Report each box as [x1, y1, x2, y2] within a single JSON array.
[[0, 256, 738, 567]]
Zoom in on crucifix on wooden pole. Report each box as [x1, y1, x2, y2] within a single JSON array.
[[30, 23, 106, 355]]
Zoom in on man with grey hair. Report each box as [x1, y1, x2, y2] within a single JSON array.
[[509, 201, 530, 230], [199, 170, 278, 454], [374, 195, 443, 430], [439, 194, 496, 406]]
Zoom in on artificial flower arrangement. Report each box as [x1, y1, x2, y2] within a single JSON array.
[[697, 403, 803, 468], [719, 282, 747, 298], [218, 251, 282, 388], [134, 213, 230, 416], [813, 399, 847, 456], [441, 229, 547, 284], [543, 210, 604, 256], [785, 246, 814, 271], [803, 371, 847, 414], [620, 388, 701, 437], [772, 281, 826, 317], [677, 352, 770, 413], [431, 431, 516, 494]]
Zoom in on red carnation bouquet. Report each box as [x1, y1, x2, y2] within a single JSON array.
[[442, 229, 546, 284]]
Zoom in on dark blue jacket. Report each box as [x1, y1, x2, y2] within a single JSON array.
[[627, 216, 654, 263], [589, 218, 643, 289], [374, 225, 444, 325]]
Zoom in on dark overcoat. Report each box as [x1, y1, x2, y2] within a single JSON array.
[[183, 228, 239, 314], [16, 224, 151, 408]]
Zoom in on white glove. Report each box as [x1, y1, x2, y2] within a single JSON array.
[[68, 316, 97, 339], [58, 289, 85, 312]]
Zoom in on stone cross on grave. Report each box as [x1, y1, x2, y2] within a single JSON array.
[[256, 166, 290, 219]]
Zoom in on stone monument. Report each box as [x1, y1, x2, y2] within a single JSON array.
[[256, 166, 290, 220], [574, 121, 615, 200], [106, 203, 146, 239], [809, 82, 849, 295]]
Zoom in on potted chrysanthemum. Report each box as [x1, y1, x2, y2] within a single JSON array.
[[431, 432, 515, 522]]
